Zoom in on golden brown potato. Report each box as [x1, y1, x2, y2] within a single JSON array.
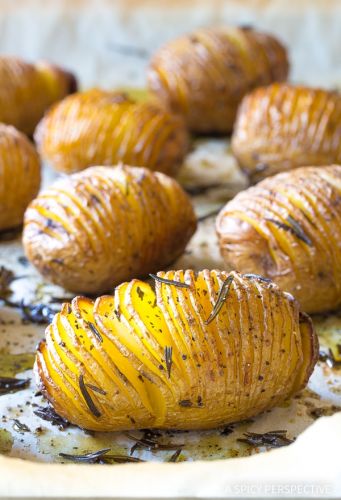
[[23, 165, 196, 294], [148, 26, 289, 134], [35, 269, 318, 432], [216, 165, 341, 314], [35, 89, 189, 176], [0, 56, 76, 136], [231, 84, 341, 182], [0, 124, 41, 231]]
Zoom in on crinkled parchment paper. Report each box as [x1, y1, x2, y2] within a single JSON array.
[[0, 139, 341, 498]]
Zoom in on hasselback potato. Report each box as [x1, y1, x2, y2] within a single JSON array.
[[216, 165, 341, 314], [35, 89, 189, 176], [231, 83, 341, 182], [23, 165, 196, 294], [0, 124, 41, 231], [148, 26, 289, 134], [35, 269, 318, 431], [0, 56, 76, 136]]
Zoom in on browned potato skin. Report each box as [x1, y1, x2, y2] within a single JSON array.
[[0, 124, 41, 231], [216, 165, 341, 314], [148, 27, 289, 134], [35, 269, 318, 432], [35, 89, 189, 176], [232, 84, 341, 182], [0, 57, 76, 136], [23, 165, 196, 294]]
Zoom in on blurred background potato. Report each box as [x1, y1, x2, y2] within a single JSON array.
[[0, 0, 339, 90]]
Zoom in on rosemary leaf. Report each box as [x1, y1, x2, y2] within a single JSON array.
[[149, 274, 191, 289], [205, 275, 234, 325], [79, 375, 101, 418]]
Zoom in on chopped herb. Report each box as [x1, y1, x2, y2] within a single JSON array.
[[319, 349, 341, 368], [266, 216, 312, 246], [85, 383, 107, 395], [243, 273, 272, 283], [149, 274, 191, 289], [164, 346, 173, 378], [87, 321, 103, 343], [179, 399, 193, 408], [238, 430, 294, 448], [20, 301, 57, 324], [33, 405, 70, 429], [205, 275, 234, 325], [0, 376, 30, 395], [125, 432, 183, 455], [59, 448, 111, 463], [103, 455, 145, 463], [79, 375, 101, 418], [168, 449, 182, 462], [12, 419, 30, 433]]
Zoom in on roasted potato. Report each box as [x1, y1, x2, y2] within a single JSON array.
[[0, 124, 41, 231], [0, 56, 76, 136], [23, 165, 196, 294], [148, 26, 289, 134], [35, 269, 318, 431], [35, 89, 189, 176], [216, 165, 341, 314], [231, 84, 341, 182]]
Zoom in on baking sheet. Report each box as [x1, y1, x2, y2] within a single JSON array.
[[0, 139, 340, 467]]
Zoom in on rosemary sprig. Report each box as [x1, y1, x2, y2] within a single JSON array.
[[205, 275, 234, 325], [149, 274, 191, 289], [79, 375, 101, 418], [164, 346, 173, 378], [0, 376, 30, 395], [103, 455, 145, 464], [125, 432, 184, 455], [266, 216, 312, 246], [33, 405, 70, 429], [237, 430, 294, 448]]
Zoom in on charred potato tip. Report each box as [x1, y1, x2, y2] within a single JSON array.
[[35, 269, 318, 431], [35, 88, 189, 176], [0, 56, 76, 136], [231, 83, 341, 182], [23, 165, 196, 294], [216, 165, 341, 314], [0, 124, 41, 231], [148, 26, 289, 134]]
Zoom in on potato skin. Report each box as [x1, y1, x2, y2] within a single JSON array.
[[232, 84, 341, 182], [23, 165, 196, 294], [0, 57, 76, 136], [216, 165, 341, 314], [148, 27, 289, 134], [35, 269, 318, 432], [35, 89, 189, 176], [0, 124, 41, 231]]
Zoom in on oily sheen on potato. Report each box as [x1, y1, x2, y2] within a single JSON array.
[[148, 26, 289, 134], [231, 83, 341, 182], [0, 124, 41, 231], [35, 270, 318, 432], [35, 89, 189, 176], [0, 56, 76, 136], [216, 165, 341, 314], [23, 165, 196, 294]]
